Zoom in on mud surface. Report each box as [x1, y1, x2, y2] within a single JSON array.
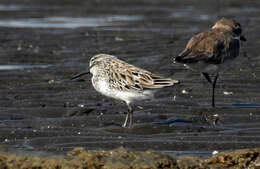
[[0, 0, 260, 161]]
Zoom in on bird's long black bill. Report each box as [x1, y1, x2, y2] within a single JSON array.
[[70, 71, 90, 80]]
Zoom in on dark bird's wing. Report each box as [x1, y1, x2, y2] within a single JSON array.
[[174, 30, 232, 64]]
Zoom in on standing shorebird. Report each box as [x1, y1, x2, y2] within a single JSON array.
[[73, 54, 179, 128], [173, 18, 246, 107]]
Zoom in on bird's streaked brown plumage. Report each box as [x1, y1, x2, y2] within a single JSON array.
[[88, 54, 179, 128]]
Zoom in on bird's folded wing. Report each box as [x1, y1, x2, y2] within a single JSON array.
[[109, 59, 178, 91], [175, 31, 228, 64]]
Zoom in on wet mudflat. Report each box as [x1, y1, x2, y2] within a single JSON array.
[[0, 0, 260, 168]]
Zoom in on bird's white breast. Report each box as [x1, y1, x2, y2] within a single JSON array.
[[113, 89, 154, 103], [92, 77, 110, 96], [92, 76, 153, 104]]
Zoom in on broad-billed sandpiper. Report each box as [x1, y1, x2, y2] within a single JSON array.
[[81, 54, 179, 128], [174, 18, 246, 107]]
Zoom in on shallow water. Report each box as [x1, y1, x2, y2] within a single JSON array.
[[0, 64, 50, 70], [0, 0, 260, 158], [0, 16, 143, 28], [0, 5, 29, 11]]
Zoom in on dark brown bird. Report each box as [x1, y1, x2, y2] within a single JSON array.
[[174, 18, 246, 107]]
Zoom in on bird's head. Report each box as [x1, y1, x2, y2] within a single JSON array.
[[89, 54, 116, 73], [212, 18, 246, 41]]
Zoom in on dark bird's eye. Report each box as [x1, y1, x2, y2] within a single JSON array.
[[236, 23, 241, 27]]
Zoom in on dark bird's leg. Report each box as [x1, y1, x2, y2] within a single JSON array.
[[122, 102, 133, 128], [212, 73, 219, 108], [202, 72, 219, 107], [202, 72, 212, 84]]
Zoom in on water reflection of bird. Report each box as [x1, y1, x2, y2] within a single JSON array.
[[173, 18, 246, 107], [75, 54, 179, 128]]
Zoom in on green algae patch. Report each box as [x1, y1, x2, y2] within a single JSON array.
[[0, 147, 260, 169]]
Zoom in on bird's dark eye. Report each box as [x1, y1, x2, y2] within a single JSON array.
[[90, 57, 95, 63], [235, 23, 241, 27]]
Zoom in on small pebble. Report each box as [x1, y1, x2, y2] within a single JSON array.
[[213, 114, 219, 117], [173, 96, 177, 101], [48, 79, 55, 84], [212, 150, 219, 155], [137, 106, 143, 109], [17, 45, 22, 51], [223, 91, 233, 95], [78, 104, 85, 108], [97, 113, 103, 118], [182, 89, 189, 94], [115, 36, 124, 41]]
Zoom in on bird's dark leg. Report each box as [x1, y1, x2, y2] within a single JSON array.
[[122, 102, 133, 128], [202, 72, 219, 107], [212, 73, 219, 107], [202, 72, 212, 84]]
